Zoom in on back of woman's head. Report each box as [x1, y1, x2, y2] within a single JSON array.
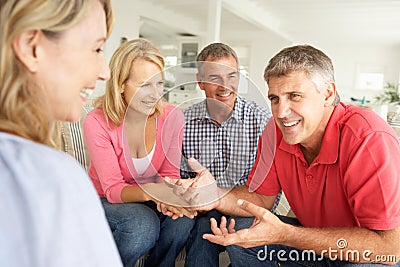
[[0, 0, 113, 145], [96, 38, 165, 127]]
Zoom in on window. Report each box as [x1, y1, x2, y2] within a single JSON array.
[[356, 64, 384, 91]]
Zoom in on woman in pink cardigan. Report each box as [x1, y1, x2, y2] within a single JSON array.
[[84, 39, 195, 267]]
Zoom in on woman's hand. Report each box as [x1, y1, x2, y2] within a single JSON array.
[[164, 158, 220, 207], [156, 202, 197, 220]]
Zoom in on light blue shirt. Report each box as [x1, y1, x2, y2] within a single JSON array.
[[0, 133, 122, 267]]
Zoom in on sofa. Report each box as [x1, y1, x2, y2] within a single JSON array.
[[55, 104, 293, 266]]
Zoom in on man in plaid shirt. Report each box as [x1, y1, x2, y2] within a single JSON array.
[[181, 43, 279, 267]]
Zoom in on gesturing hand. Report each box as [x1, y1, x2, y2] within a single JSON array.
[[203, 199, 289, 248], [164, 158, 220, 208]]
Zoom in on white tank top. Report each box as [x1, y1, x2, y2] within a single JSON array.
[[132, 145, 155, 176]]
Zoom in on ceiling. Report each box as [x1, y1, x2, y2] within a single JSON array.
[[138, 0, 400, 47]]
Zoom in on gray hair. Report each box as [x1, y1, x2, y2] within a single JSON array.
[[264, 45, 340, 105]]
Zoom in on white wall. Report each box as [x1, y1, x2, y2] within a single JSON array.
[[92, 0, 141, 99], [322, 44, 400, 104], [93, 0, 400, 108]]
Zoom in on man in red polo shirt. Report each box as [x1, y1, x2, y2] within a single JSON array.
[[178, 45, 400, 266]]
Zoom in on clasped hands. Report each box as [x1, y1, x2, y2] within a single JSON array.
[[157, 158, 288, 248], [157, 158, 221, 219]]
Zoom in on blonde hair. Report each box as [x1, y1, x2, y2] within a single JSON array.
[[0, 0, 114, 145], [95, 38, 165, 127]]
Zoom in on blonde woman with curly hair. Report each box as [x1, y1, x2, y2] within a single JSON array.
[[0, 0, 122, 266], [84, 38, 195, 267]]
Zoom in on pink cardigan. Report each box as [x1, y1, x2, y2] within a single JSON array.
[[84, 104, 184, 203]]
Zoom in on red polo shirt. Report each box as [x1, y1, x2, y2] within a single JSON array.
[[247, 103, 400, 230]]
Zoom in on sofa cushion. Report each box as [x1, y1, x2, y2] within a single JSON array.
[[55, 103, 92, 171], [57, 120, 89, 170]]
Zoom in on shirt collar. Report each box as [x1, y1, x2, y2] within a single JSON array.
[[316, 103, 344, 164], [230, 96, 245, 122], [196, 95, 245, 123]]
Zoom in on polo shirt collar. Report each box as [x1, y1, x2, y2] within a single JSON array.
[[316, 103, 344, 164]]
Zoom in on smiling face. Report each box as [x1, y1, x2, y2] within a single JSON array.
[[123, 58, 164, 116], [197, 55, 239, 110], [267, 71, 335, 150], [35, 0, 109, 121]]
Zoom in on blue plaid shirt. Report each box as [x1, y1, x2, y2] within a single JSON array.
[[181, 96, 271, 188]]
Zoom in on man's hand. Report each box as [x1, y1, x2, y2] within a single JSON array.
[[164, 158, 221, 208], [203, 199, 288, 248]]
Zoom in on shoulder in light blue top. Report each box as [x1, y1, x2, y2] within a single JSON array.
[[0, 132, 122, 267]]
